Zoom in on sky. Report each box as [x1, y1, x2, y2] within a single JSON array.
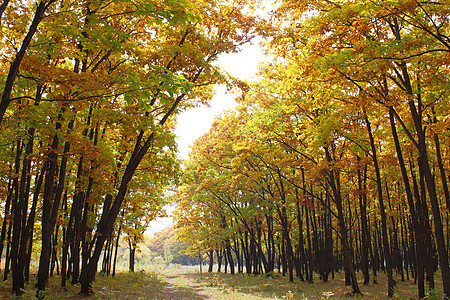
[[145, 40, 265, 237], [175, 41, 266, 159]]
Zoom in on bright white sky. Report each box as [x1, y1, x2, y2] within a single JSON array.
[[146, 41, 266, 237], [175, 43, 264, 159]]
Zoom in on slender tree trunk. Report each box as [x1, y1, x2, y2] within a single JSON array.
[[61, 194, 70, 287], [112, 224, 121, 277], [295, 187, 305, 281], [11, 138, 26, 294], [70, 159, 85, 284], [325, 146, 361, 294], [305, 204, 313, 283], [224, 248, 228, 273], [226, 243, 234, 274], [0, 179, 13, 269], [357, 159, 370, 284], [3, 222, 12, 281], [324, 189, 333, 281], [3, 208, 13, 281], [107, 232, 114, 275], [216, 249, 222, 273], [265, 212, 275, 273], [310, 192, 321, 283], [365, 114, 395, 297], [128, 237, 135, 273], [281, 236, 286, 277], [409, 158, 428, 297], [24, 167, 45, 283]]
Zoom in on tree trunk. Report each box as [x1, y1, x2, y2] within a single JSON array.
[[128, 237, 135, 273], [0, 179, 13, 270], [431, 107, 450, 211], [112, 224, 121, 277], [295, 188, 305, 281], [3, 205, 13, 281], [357, 159, 370, 284], [365, 114, 395, 297], [37, 118, 74, 294], [208, 250, 214, 272], [24, 167, 45, 283], [216, 249, 222, 273], [389, 109, 425, 297], [10, 139, 24, 294], [325, 146, 361, 294]]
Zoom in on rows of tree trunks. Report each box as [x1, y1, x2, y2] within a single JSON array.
[[199, 188, 435, 289], [175, 106, 449, 299]]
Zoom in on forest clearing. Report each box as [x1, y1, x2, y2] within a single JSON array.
[[0, 0, 450, 299]]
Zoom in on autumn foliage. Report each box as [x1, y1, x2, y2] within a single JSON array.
[[175, 0, 450, 298], [0, 0, 262, 297]]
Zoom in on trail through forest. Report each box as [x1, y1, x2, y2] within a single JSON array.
[[1, 0, 450, 299], [163, 275, 215, 300], [163, 276, 182, 300]]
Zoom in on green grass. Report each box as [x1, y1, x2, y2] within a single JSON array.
[[166, 275, 205, 299], [185, 271, 444, 299], [0, 271, 167, 299]]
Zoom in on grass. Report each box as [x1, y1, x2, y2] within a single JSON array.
[[0, 271, 167, 299], [0, 267, 444, 299], [166, 275, 206, 299], [185, 270, 444, 299]]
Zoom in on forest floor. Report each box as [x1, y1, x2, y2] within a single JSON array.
[[181, 271, 442, 299], [0, 268, 444, 299]]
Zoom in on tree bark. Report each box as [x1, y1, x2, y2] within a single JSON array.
[[409, 99, 450, 297], [208, 250, 214, 272], [325, 146, 361, 294], [0, 179, 13, 269], [357, 159, 369, 284], [11, 139, 24, 294], [128, 237, 135, 273], [388, 17, 450, 294], [37, 117, 73, 294], [365, 114, 395, 297]]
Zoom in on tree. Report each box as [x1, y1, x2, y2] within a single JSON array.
[[0, 0, 263, 296], [176, 2, 450, 298]]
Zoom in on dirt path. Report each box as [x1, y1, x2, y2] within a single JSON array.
[[181, 275, 215, 300], [162, 275, 215, 300], [163, 276, 183, 300]]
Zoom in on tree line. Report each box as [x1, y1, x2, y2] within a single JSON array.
[[112, 227, 198, 273], [175, 1, 450, 298], [0, 0, 261, 297]]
